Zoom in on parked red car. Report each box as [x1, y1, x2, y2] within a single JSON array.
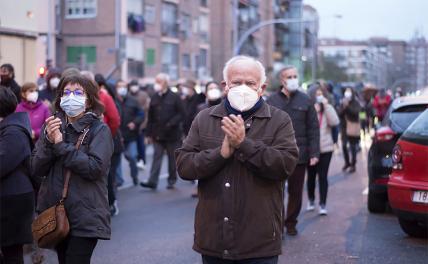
[[388, 109, 428, 238]]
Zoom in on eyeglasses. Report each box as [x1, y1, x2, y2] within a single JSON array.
[[63, 89, 85, 97]]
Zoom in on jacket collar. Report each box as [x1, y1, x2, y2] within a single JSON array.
[[210, 99, 271, 119], [62, 112, 99, 132]]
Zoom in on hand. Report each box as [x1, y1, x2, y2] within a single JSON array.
[[314, 103, 320, 112], [220, 135, 234, 159], [309, 157, 319, 166], [45, 116, 63, 144], [31, 130, 35, 139], [127, 122, 136, 130], [221, 115, 245, 148]]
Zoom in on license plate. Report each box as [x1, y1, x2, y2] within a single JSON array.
[[412, 191, 428, 204]]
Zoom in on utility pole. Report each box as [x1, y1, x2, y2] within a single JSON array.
[[232, 0, 239, 55]]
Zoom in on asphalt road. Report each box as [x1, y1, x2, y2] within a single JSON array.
[[26, 140, 428, 264]]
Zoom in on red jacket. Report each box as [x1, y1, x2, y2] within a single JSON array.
[[99, 89, 120, 136], [373, 95, 392, 120]]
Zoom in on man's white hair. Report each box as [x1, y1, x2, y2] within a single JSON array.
[[222, 55, 267, 85], [156, 73, 170, 84]]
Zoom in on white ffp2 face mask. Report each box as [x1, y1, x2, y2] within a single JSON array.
[[27, 91, 39, 103], [286, 78, 299, 92], [227, 84, 260, 112]]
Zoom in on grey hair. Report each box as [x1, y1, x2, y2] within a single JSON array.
[[222, 55, 267, 85], [277, 65, 298, 78], [80, 70, 95, 82], [156, 73, 170, 84]]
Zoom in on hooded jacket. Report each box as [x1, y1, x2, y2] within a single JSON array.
[[31, 112, 113, 239]]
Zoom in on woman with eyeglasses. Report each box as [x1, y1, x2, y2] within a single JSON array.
[[31, 72, 113, 264]]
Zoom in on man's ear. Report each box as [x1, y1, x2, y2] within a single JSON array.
[[221, 81, 227, 89]]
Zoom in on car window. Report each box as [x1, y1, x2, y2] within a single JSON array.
[[390, 104, 427, 133], [403, 109, 428, 141]]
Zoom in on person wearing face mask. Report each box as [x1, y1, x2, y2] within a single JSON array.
[[338, 87, 362, 173], [15, 82, 51, 141], [115, 80, 144, 186], [140, 73, 185, 190], [0, 63, 22, 103], [39, 68, 62, 109], [182, 79, 206, 136], [372, 88, 392, 123], [31, 73, 113, 263], [266, 65, 320, 236], [176, 56, 298, 264], [128, 80, 150, 171], [306, 88, 340, 215]]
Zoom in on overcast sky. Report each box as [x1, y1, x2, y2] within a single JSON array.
[[304, 0, 428, 41]]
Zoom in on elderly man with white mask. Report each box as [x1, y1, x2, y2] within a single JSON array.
[[176, 56, 299, 264]]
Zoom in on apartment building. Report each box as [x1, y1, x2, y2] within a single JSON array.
[[58, 0, 211, 81]]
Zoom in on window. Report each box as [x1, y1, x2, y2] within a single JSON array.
[[182, 54, 191, 70], [200, 0, 208, 7], [144, 5, 156, 24], [161, 43, 179, 79], [198, 48, 208, 78], [67, 46, 96, 64], [180, 13, 191, 39], [199, 14, 209, 42], [128, 59, 144, 77], [126, 37, 143, 61], [161, 2, 178, 38], [127, 0, 143, 15], [146, 48, 156, 66], [402, 109, 428, 143], [65, 0, 97, 19]]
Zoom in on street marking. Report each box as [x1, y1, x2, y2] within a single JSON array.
[[362, 187, 369, 195]]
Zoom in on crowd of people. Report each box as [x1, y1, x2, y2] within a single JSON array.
[[0, 58, 397, 263]]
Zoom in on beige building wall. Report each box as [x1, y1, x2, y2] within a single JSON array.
[[0, 0, 54, 83]]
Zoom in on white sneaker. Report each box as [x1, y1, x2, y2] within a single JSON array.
[[319, 206, 328, 215], [306, 201, 315, 211], [137, 160, 145, 170]]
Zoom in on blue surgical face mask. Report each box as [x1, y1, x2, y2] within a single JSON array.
[[60, 93, 86, 117]]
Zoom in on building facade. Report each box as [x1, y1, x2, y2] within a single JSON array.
[[209, 0, 274, 83], [0, 0, 55, 84], [58, 0, 211, 82]]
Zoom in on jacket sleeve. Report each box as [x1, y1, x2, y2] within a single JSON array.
[[34, 106, 51, 139], [233, 114, 299, 181], [166, 95, 185, 128], [0, 127, 31, 178], [51, 124, 113, 181], [104, 94, 121, 136], [146, 103, 154, 137], [306, 103, 320, 159], [31, 127, 55, 178], [175, 114, 228, 181], [324, 104, 340, 127]]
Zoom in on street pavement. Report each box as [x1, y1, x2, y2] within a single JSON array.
[[26, 138, 428, 264]]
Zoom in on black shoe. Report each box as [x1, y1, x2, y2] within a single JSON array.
[[342, 164, 350, 171], [286, 226, 298, 236], [191, 191, 198, 198], [348, 166, 356, 173], [140, 181, 156, 190], [166, 184, 175, 190]]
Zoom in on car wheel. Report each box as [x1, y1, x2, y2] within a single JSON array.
[[398, 217, 428, 238], [368, 190, 386, 213]]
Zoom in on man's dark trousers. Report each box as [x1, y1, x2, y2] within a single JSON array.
[[202, 255, 278, 264], [285, 164, 307, 229], [147, 140, 181, 187]]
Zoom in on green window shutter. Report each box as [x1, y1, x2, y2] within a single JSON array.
[[66, 46, 97, 64], [146, 48, 155, 66]]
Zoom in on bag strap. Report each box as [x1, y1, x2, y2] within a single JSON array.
[[60, 127, 91, 202]]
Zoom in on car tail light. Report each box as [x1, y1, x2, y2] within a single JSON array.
[[392, 144, 403, 170], [375, 126, 396, 142]]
